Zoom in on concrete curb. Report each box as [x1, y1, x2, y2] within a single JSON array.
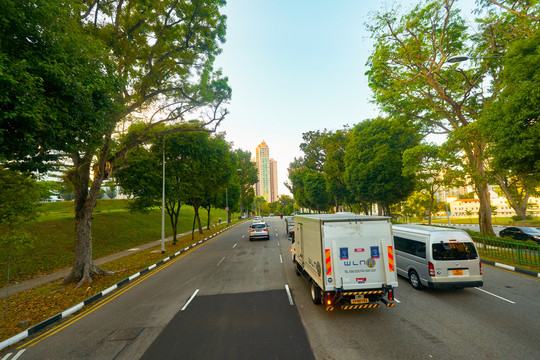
[[480, 259, 540, 278], [0, 223, 239, 352]]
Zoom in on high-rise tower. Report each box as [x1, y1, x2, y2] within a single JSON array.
[[254, 140, 278, 203]]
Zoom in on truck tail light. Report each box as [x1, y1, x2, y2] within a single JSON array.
[[326, 293, 332, 306], [479, 262, 483, 275], [428, 262, 435, 277], [388, 288, 394, 301]]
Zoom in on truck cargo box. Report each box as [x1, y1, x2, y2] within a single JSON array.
[[292, 214, 397, 310]]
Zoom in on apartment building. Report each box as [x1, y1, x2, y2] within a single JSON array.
[[254, 140, 278, 203]]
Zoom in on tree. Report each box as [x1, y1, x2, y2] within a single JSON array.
[[403, 191, 432, 221], [304, 172, 332, 213], [234, 149, 258, 217], [0, 167, 40, 292], [321, 129, 353, 211], [0, 0, 232, 287], [480, 32, 540, 218], [298, 130, 327, 172], [367, 0, 500, 235], [402, 143, 464, 224], [179, 133, 232, 236], [345, 117, 420, 216], [0, 0, 121, 173]]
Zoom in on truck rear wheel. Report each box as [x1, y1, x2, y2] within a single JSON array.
[[310, 282, 322, 304]]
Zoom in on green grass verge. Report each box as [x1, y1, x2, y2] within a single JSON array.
[[0, 221, 241, 343], [0, 200, 234, 285]]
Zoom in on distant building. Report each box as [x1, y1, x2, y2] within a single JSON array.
[[254, 140, 278, 203], [435, 185, 540, 218]]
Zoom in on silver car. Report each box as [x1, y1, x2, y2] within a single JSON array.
[[249, 222, 270, 241]]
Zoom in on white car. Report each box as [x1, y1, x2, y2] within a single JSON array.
[[253, 215, 263, 223]]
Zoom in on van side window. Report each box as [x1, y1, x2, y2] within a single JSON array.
[[394, 236, 426, 259]]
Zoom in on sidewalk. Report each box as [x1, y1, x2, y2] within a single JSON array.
[[0, 231, 192, 299]]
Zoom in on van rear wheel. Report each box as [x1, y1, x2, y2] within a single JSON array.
[[310, 282, 322, 304], [409, 270, 423, 290]]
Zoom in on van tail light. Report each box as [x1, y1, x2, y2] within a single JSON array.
[[479, 262, 483, 275], [428, 262, 435, 277], [326, 293, 332, 306], [388, 288, 394, 301]]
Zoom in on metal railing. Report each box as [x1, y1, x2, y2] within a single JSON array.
[[471, 236, 540, 266]]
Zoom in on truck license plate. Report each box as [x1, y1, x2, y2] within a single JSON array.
[[351, 298, 369, 304], [452, 269, 463, 276]]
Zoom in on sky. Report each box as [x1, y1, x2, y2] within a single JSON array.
[[214, 0, 480, 196]]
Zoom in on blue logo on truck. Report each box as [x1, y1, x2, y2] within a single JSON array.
[[340, 247, 349, 260], [370, 246, 380, 259]]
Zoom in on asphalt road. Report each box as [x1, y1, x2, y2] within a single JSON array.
[[2, 217, 539, 360]]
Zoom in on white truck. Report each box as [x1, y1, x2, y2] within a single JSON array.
[[291, 214, 398, 311]]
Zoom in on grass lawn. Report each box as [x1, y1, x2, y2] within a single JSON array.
[[1, 200, 234, 285]]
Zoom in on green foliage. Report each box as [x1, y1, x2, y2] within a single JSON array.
[[0, 0, 122, 172], [36, 181, 62, 202], [322, 129, 352, 208], [345, 117, 421, 213], [0, 168, 40, 226], [481, 31, 540, 179]]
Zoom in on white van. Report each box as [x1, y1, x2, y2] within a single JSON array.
[[392, 225, 483, 290]]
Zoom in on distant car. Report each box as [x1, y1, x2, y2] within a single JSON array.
[[499, 227, 540, 243], [269, 213, 274, 217], [250, 223, 270, 241], [253, 215, 263, 223]]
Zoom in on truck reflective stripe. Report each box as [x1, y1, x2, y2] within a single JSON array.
[[388, 246, 395, 272], [325, 249, 332, 275]]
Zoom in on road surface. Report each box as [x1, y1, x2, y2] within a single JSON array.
[[2, 217, 539, 359]]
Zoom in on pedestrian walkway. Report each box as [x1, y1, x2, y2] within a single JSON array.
[[0, 231, 192, 299]]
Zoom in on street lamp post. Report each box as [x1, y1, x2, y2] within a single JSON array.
[[161, 136, 166, 254], [225, 187, 230, 225], [236, 168, 244, 218], [447, 55, 502, 63]]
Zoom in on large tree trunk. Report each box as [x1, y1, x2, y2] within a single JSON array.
[[495, 174, 530, 220], [166, 201, 179, 245], [463, 143, 495, 237], [63, 144, 113, 287]]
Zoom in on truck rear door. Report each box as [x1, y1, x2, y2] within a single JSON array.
[[323, 221, 389, 290]]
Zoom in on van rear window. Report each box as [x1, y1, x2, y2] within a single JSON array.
[[432, 242, 478, 260]]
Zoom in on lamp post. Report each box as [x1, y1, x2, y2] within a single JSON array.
[[447, 55, 502, 63], [236, 168, 244, 218], [161, 136, 166, 254], [225, 187, 230, 225]]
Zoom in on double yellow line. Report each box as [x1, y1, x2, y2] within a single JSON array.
[[19, 241, 207, 350]]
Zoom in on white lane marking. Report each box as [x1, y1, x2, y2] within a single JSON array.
[[475, 287, 515, 304], [181, 289, 200, 311], [280, 255, 283, 263], [233, 243, 237, 248], [217, 257, 226, 266], [285, 285, 294, 305], [128, 248, 139, 251], [394, 298, 401, 303], [242, 235, 245, 238], [11, 350, 26, 360], [1, 353, 12, 360], [277, 241, 280, 246]]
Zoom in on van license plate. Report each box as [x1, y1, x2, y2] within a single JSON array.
[[351, 298, 369, 304], [452, 269, 463, 276]]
